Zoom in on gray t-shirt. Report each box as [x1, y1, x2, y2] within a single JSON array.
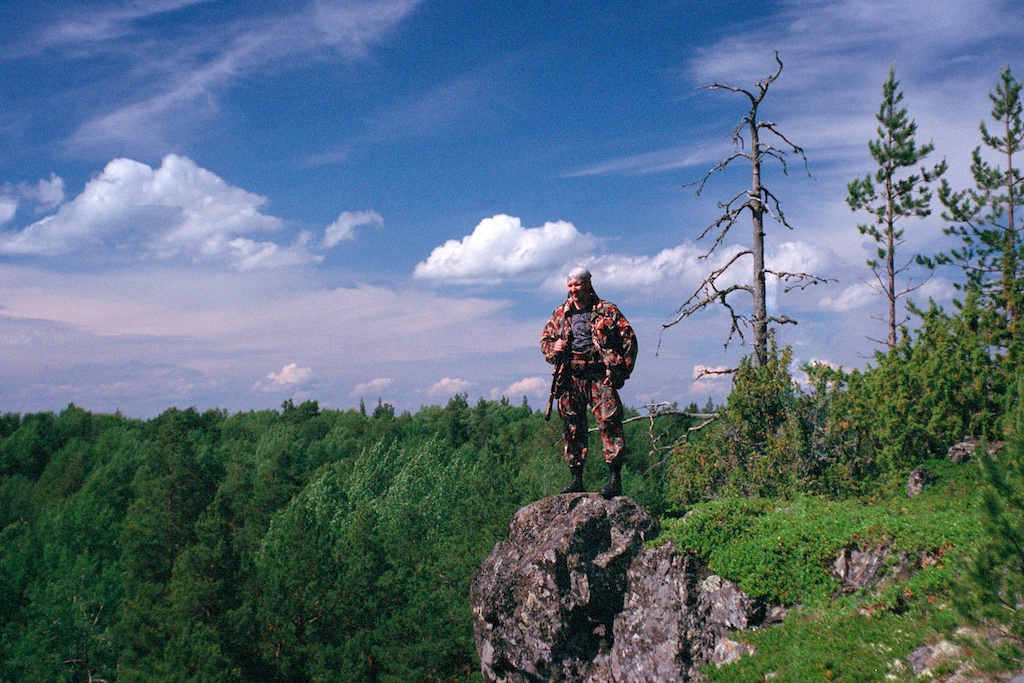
[[569, 310, 593, 353]]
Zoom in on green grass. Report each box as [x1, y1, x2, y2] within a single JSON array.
[[656, 458, 1018, 682]]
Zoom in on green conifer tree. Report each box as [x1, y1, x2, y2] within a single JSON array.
[[847, 65, 946, 348], [935, 66, 1024, 360]]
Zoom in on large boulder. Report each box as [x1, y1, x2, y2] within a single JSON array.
[[470, 494, 774, 682]]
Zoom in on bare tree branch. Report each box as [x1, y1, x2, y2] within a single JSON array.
[[694, 366, 737, 379], [588, 402, 723, 474]]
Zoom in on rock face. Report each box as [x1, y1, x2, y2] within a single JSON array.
[[470, 494, 773, 682], [832, 543, 941, 595], [832, 543, 893, 592]]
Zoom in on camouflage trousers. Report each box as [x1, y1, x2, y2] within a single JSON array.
[[557, 370, 624, 469]]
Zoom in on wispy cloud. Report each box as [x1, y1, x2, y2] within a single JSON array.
[[567, 0, 1023, 189], [563, 142, 731, 178], [34, 0, 217, 49], [354, 377, 393, 395], [28, 1, 424, 152], [688, 0, 1019, 89], [361, 76, 489, 144], [322, 210, 383, 248], [692, 0, 1023, 176]]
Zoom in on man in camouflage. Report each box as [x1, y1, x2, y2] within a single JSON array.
[[541, 267, 637, 499]]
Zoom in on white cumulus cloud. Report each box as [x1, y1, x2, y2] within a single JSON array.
[[0, 173, 67, 226], [585, 244, 708, 289], [267, 362, 313, 387], [414, 214, 600, 284], [322, 210, 383, 248], [693, 365, 731, 380], [503, 376, 548, 398], [0, 155, 320, 270], [429, 376, 473, 396], [29, 174, 66, 211], [767, 241, 829, 278]]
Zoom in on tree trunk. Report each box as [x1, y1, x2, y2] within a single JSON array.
[[886, 172, 897, 348], [1003, 110, 1019, 327], [749, 111, 768, 366]]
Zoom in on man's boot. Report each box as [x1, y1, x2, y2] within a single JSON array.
[[600, 461, 622, 499], [560, 464, 585, 494]]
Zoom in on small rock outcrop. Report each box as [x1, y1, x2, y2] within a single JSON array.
[[833, 543, 894, 593], [947, 438, 977, 463], [907, 466, 935, 498], [832, 543, 940, 595], [906, 639, 966, 677], [947, 437, 1005, 463], [470, 494, 774, 682]]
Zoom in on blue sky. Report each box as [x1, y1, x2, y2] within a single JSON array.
[[0, 0, 1021, 417]]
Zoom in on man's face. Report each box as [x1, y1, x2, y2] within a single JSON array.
[[567, 278, 589, 306]]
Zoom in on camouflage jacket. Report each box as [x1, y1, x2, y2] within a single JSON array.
[[541, 297, 637, 387]]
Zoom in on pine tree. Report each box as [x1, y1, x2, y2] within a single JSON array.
[[847, 66, 946, 347], [935, 66, 1024, 359]]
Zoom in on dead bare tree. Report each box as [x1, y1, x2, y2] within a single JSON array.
[[664, 52, 830, 366]]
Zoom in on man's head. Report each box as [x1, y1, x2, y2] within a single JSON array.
[[566, 266, 594, 307], [567, 266, 592, 283]]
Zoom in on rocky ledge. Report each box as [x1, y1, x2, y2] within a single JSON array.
[[470, 494, 781, 682]]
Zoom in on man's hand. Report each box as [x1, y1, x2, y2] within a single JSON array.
[[552, 338, 568, 354]]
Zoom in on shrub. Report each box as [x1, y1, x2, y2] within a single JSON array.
[[667, 341, 803, 506]]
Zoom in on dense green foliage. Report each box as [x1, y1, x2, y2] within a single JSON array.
[[659, 299, 1023, 676], [667, 297, 1006, 507], [956, 374, 1024, 639], [3, 316, 1021, 681], [0, 396, 696, 682]]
